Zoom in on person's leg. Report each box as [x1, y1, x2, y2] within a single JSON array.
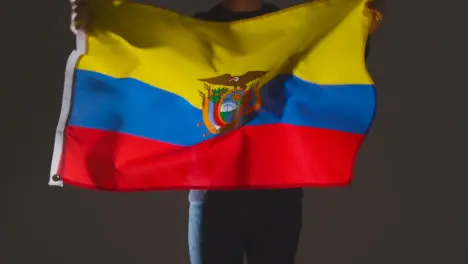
[[188, 201, 204, 264], [245, 189, 303, 264], [189, 190, 246, 264], [188, 190, 208, 264]]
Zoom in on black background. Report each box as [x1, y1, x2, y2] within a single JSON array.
[[2, 0, 468, 263]]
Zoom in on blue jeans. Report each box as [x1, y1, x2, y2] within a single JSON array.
[[188, 201, 203, 264], [188, 189, 303, 264]]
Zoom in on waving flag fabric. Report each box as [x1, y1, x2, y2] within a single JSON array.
[[49, 0, 381, 191]]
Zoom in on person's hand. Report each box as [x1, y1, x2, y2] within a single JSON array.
[[70, 0, 89, 34], [366, 0, 383, 34]]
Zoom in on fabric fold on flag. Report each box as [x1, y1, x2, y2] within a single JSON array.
[[49, 0, 382, 191]]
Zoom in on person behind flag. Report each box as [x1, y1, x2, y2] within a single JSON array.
[[71, 1, 302, 264], [70, 1, 377, 264]]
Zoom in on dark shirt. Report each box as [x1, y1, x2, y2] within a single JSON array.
[[195, 3, 280, 22]]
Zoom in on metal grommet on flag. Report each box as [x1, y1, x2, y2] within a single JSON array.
[[52, 174, 61, 182], [49, 173, 64, 187]]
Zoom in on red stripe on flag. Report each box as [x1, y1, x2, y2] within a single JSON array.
[[59, 125, 365, 191]]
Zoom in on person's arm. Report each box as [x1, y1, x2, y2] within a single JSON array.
[[70, 0, 129, 33], [365, 1, 383, 62]]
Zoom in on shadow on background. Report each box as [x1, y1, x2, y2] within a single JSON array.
[[2, 0, 467, 263]]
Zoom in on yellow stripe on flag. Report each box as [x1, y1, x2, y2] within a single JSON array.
[[77, 0, 376, 109]]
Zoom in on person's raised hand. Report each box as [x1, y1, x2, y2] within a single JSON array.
[[70, 0, 89, 34]]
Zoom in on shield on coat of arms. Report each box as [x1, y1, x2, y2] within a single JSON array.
[[198, 71, 267, 135]]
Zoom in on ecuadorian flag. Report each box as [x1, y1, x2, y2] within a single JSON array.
[[49, 0, 382, 191]]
